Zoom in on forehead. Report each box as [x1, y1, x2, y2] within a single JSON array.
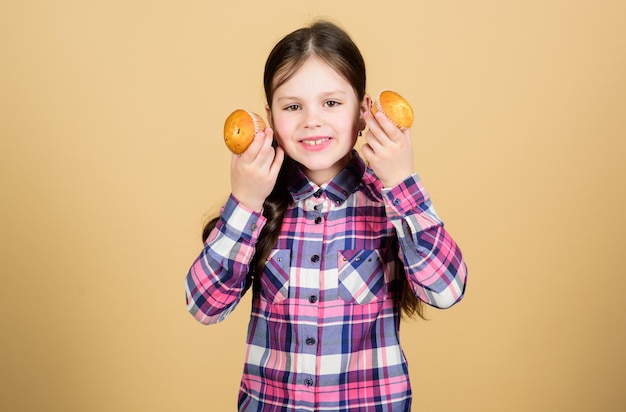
[[273, 56, 354, 98]]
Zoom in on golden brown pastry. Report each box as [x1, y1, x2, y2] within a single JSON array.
[[371, 90, 414, 129], [223, 109, 267, 154]]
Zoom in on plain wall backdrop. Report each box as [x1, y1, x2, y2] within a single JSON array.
[[1, 1, 625, 411]]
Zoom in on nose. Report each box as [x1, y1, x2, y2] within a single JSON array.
[[304, 107, 323, 128]]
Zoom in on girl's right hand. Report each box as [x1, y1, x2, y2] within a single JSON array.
[[230, 127, 284, 212]]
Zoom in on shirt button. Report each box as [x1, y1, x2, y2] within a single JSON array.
[[309, 295, 318, 303], [311, 254, 320, 263], [306, 337, 316, 345], [313, 189, 322, 198], [314, 216, 322, 224], [304, 377, 314, 387], [393, 198, 401, 206]]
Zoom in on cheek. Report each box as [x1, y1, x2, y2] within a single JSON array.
[[344, 115, 360, 138], [271, 116, 292, 142]]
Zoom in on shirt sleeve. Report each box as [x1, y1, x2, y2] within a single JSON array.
[[185, 194, 266, 324], [382, 174, 468, 309]]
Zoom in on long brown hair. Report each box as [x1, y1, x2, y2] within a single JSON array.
[[203, 20, 423, 319]]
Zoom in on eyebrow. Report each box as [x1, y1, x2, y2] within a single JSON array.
[[275, 90, 350, 102]]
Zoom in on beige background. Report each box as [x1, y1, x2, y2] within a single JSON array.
[[1, 1, 625, 411]]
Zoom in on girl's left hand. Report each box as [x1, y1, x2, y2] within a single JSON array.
[[361, 111, 415, 188]]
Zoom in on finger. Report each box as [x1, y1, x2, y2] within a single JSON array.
[[373, 111, 407, 142], [362, 110, 381, 134], [254, 131, 279, 166], [253, 128, 276, 160], [365, 110, 402, 148], [362, 129, 384, 154], [367, 109, 409, 145], [362, 112, 387, 147], [238, 130, 267, 161], [360, 142, 374, 161], [241, 134, 280, 178], [262, 126, 273, 142], [268, 145, 285, 178]]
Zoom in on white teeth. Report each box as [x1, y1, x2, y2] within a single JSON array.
[[302, 138, 330, 146]]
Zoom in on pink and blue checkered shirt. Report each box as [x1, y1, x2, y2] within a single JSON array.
[[186, 152, 467, 411]]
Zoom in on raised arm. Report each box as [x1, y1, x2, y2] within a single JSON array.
[[185, 196, 266, 324], [384, 175, 468, 309]]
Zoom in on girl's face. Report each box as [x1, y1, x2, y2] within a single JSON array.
[[268, 56, 370, 185]]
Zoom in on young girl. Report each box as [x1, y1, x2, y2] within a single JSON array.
[[186, 20, 467, 411]]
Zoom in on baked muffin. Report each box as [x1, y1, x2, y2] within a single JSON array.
[[223, 109, 267, 154], [371, 90, 414, 129]]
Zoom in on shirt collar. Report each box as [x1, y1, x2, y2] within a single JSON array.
[[286, 150, 366, 204]]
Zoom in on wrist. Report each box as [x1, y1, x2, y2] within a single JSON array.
[[231, 193, 264, 213], [380, 171, 414, 189]]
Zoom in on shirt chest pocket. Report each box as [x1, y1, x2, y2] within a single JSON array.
[[338, 249, 387, 304], [259, 249, 291, 304]]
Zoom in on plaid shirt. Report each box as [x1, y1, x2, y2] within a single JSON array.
[[186, 152, 467, 411]]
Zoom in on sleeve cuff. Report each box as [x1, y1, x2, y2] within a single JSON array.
[[382, 173, 431, 217], [215, 194, 267, 243]]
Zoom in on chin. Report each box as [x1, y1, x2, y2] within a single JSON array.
[[295, 151, 352, 181]]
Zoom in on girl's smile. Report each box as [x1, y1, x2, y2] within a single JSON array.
[[299, 136, 333, 151]]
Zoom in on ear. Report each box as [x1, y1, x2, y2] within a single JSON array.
[[358, 94, 372, 131], [265, 105, 273, 128]]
